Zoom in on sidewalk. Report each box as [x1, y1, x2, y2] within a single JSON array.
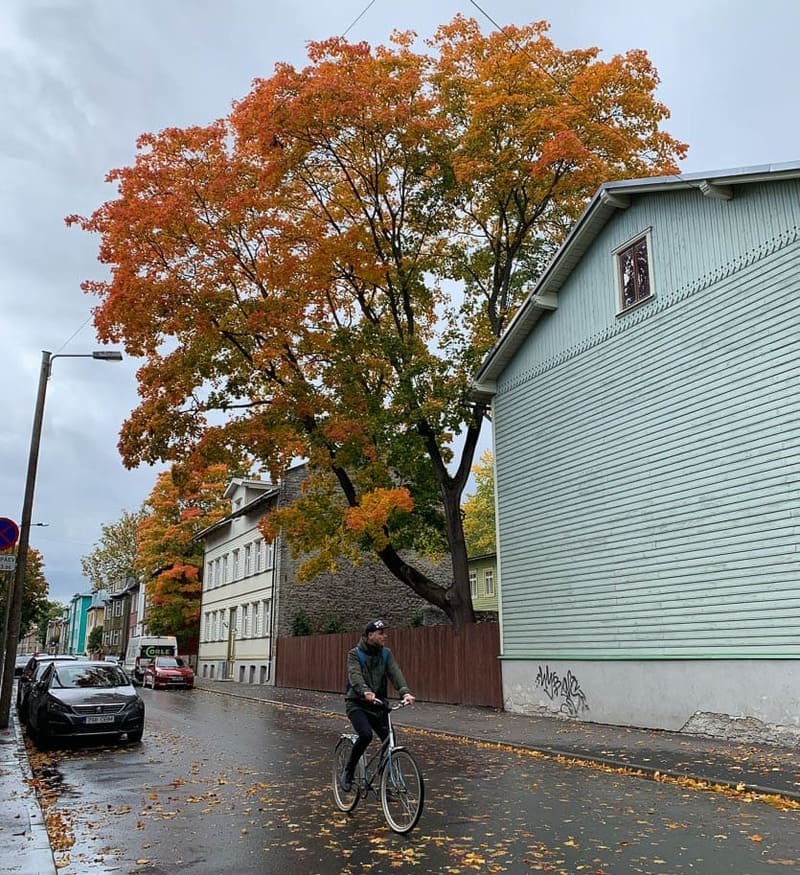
[[196, 679, 800, 801], [0, 707, 56, 875]]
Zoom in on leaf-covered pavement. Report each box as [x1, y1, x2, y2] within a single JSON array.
[[24, 691, 800, 874]]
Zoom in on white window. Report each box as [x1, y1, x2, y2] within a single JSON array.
[[262, 599, 271, 636], [614, 230, 654, 312], [254, 539, 263, 573], [112, 629, 120, 645], [469, 571, 478, 598], [244, 543, 253, 576], [242, 605, 249, 638], [222, 555, 229, 583], [266, 540, 275, 569], [232, 549, 240, 580], [252, 602, 261, 637], [484, 569, 495, 597], [114, 600, 123, 617]]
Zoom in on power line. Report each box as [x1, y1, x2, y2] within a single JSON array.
[[342, 0, 378, 38], [54, 314, 93, 355], [466, 0, 688, 181]]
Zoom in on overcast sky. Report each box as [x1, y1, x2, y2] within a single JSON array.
[[1, 0, 798, 606]]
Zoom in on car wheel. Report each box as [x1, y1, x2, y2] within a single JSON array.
[[126, 728, 143, 743]]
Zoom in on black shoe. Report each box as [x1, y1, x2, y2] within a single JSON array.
[[340, 769, 354, 792]]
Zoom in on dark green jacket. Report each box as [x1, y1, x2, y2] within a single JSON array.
[[345, 636, 410, 715]]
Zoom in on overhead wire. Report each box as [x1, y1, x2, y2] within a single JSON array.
[[465, 0, 690, 185], [341, 0, 379, 38]]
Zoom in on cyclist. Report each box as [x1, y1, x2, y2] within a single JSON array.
[[341, 619, 415, 791]]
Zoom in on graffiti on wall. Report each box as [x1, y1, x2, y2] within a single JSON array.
[[536, 664, 588, 717]]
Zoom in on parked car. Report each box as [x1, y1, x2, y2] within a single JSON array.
[[142, 656, 195, 690], [16, 654, 79, 724], [14, 655, 30, 677], [26, 660, 144, 747]]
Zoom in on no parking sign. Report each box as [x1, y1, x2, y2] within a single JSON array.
[[0, 518, 19, 551]]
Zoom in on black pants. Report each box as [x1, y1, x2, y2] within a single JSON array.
[[345, 707, 389, 775]]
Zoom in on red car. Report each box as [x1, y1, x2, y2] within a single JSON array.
[[142, 656, 195, 690]]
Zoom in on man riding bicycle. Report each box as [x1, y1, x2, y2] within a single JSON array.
[[342, 619, 415, 791]]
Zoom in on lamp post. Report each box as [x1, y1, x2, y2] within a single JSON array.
[[0, 349, 123, 728]]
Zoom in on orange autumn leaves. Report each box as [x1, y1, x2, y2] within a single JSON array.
[[135, 464, 233, 639], [67, 16, 686, 620]]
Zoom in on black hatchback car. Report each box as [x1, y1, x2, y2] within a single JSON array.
[[16, 654, 79, 723], [26, 661, 145, 747]]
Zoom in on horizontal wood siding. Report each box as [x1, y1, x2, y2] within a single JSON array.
[[494, 191, 800, 659], [276, 623, 502, 707]]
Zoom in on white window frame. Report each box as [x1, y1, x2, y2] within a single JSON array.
[[484, 569, 495, 597], [266, 540, 275, 570], [262, 599, 271, 637], [469, 571, 478, 598]]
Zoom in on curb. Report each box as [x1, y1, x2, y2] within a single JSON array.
[[9, 709, 57, 875], [196, 686, 800, 804]]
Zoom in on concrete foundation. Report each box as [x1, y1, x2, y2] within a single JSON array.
[[502, 658, 800, 747]]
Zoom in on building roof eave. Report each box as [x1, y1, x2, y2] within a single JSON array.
[[469, 160, 800, 398]]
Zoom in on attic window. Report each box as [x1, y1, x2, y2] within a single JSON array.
[[614, 231, 653, 312]]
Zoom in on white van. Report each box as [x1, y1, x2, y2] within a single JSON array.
[[124, 635, 178, 685]]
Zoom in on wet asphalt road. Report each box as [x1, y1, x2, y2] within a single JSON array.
[[26, 687, 800, 874]]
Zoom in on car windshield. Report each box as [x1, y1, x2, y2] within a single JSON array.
[[53, 665, 129, 688], [155, 657, 184, 668]]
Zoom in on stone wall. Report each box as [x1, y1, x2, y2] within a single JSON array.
[[274, 464, 452, 637]]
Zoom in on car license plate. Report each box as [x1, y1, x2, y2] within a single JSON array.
[[84, 714, 115, 724]]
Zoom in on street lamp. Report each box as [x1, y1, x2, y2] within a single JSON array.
[[0, 349, 123, 728]]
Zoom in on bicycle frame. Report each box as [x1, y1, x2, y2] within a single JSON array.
[[349, 702, 401, 796]]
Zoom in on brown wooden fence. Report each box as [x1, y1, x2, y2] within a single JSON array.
[[275, 622, 502, 708]]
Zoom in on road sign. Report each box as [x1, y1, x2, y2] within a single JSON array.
[[0, 554, 16, 572], [0, 518, 19, 551]]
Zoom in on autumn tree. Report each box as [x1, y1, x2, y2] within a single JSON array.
[[68, 16, 686, 627], [36, 600, 66, 650], [135, 463, 233, 648], [0, 546, 50, 641], [462, 449, 496, 557], [81, 509, 147, 591]]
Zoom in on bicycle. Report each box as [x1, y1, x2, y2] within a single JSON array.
[[332, 699, 424, 834]]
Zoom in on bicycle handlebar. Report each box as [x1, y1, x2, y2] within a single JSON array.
[[371, 697, 413, 711]]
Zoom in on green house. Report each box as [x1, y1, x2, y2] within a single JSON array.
[[472, 162, 800, 740], [468, 553, 498, 614]]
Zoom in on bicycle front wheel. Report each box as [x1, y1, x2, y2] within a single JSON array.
[[332, 736, 360, 812], [380, 748, 424, 834]]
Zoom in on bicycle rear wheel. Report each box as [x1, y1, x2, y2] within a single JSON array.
[[380, 748, 424, 834], [332, 736, 360, 812]]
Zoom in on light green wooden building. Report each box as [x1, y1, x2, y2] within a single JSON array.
[[472, 163, 800, 741], [468, 553, 498, 613]]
